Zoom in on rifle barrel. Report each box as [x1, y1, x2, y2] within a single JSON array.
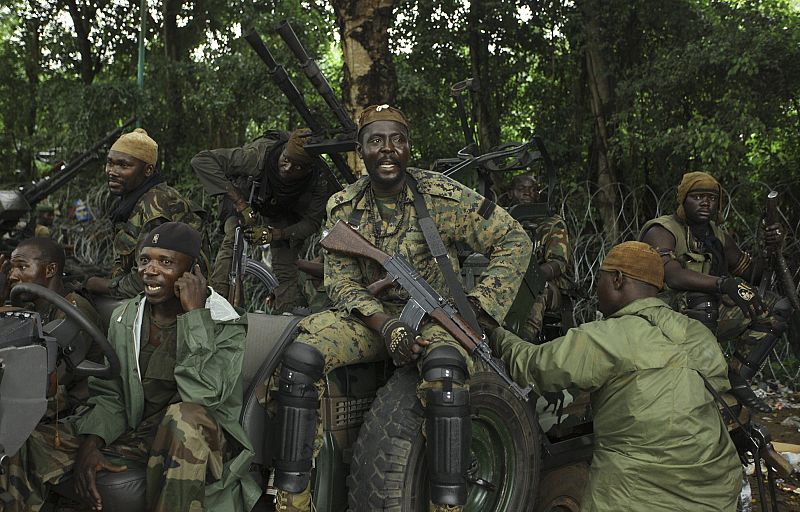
[[25, 116, 136, 205]]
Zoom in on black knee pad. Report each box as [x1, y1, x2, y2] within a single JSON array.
[[685, 293, 719, 332], [274, 343, 325, 493], [423, 345, 471, 506], [422, 345, 468, 384]]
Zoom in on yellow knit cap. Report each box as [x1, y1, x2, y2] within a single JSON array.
[[110, 128, 158, 165], [600, 241, 664, 289], [676, 171, 724, 223]]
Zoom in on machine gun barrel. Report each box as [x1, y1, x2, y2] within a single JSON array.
[[24, 116, 136, 206], [320, 220, 533, 401], [245, 28, 355, 185], [277, 21, 357, 133]]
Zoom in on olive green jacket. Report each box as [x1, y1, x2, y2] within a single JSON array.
[[492, 297, 741, 511], [75, 291, 260, 512]]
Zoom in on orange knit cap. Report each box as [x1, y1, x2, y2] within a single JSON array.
[[600, 241, 665, 289], [676, 171, 724, 223], [357, 104, 409, 134]]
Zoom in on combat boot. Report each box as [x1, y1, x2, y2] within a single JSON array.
[[275, 485, 312, 512]]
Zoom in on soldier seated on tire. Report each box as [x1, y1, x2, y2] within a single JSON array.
[[267, 105, 531, 512], [491, 241, 742, 512], [640, 171, 793, 413]]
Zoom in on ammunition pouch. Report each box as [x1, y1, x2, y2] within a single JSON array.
[[273, 342, 325, 493], [422, 346, 471, 506], [685, 293, 719, 331]]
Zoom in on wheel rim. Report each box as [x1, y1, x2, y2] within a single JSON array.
[[464, 405, 517, 511]]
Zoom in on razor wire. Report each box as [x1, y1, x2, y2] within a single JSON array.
[[44, 177, 800, 383]]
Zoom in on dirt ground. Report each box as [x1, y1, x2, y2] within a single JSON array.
[[748, 392, 800, 511]]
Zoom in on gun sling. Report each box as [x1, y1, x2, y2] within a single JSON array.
[[345, 174, 482, 334]]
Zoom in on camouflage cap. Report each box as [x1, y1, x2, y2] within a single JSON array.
[[110, 128, 158, 165], [142, 222, 201, 259], [357, 104, 409, 134], [284, 129, 316, 167], [676, 171, 724, 223], [600, 241, 664, 289], [35, 203, 54, 213]]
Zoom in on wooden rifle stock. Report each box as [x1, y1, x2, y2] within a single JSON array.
[[321, 221, 391, 265]]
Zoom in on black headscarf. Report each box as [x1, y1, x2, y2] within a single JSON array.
[[109, 173, 164, 223]]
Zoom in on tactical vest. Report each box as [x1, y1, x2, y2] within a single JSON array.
[[640, 214, 728, 277]]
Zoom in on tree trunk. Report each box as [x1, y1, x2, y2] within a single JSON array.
[[21, 17, 41, 178], [332, 0, 398, 174], [64, 0, 100, 84], [161, 0, 207, 173], [467, 0, 500, 153], [581, 0, 620, 241]]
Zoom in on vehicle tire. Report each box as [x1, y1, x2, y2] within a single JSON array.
[[348, 365, 541, 511], [533, 462, 589, 512]]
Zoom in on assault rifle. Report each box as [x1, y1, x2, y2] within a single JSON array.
[[227, 226, 280, 308], [0, 117, 136, 234], [320, 220, 533, 402], [244, 28, 355, 187]]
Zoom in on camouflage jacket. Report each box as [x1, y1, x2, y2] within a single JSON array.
[[324, 168, 532, 324], [110, 182, 207, 299], [190, 132, 333, 243], [75, 291, 260, 512], [529, 214, 573, 291]]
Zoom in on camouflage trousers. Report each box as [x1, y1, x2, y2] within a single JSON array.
[[522, 282, 562, 341], [269, 309, 473, 511], [715, 291, 783, 359], [0, 402, 228, 512], [210, 216, 307, 313]]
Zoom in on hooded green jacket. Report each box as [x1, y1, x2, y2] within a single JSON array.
[[492, 297, 741, 512], [75, 291, 261, 512]]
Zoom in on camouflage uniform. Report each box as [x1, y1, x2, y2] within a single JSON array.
[[191, 133, 333, 311], [521, 214, 573, 339], [277, 168, 531, 504], [640, 214, 779, 355], [109, 182, 208, 299], [0, 291, 260, 512]]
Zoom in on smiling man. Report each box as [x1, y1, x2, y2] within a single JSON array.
[[0, 222, 259, 512], [491, 241, 741, 512], [640, 171, 793, 413], [191, 129, 335, 311], [85, 128, 208, 299], [269, 105, 531, 512]]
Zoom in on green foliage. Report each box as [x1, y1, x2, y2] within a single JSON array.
[[0, 0, 798, 235]]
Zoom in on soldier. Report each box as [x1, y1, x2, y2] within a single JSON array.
[[0, 222, 259, 512], [0, 237, 102, 409], [491, 241, 741, 511], [640, 171, 793, 412], [191, 129, 334, 311], [33, 204, 55, 238], [85, 128, 208, 299], [270, 105, 531, 512], [507, 173, 573, 340]]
